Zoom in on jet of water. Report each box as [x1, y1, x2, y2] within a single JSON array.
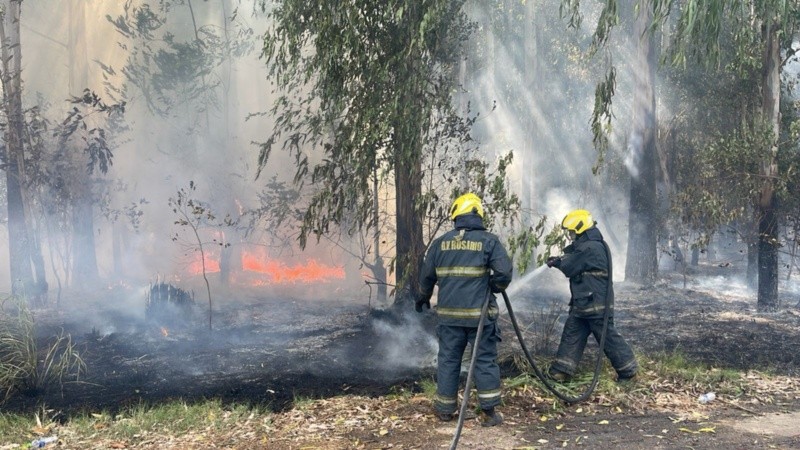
[[505, 264, 549, 297]]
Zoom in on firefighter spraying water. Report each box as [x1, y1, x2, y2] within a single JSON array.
[[545, 209, 638, 383], [415, 197, 635, 449]]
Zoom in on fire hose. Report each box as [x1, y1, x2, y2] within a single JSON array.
[[448, 240, 614, 449], [448, 290, 491, 450]]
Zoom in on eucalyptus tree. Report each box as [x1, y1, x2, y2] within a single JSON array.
[[562, 0, 800, 308], [558, 0, 661, 284], [625, 0, 659, 283], [53, 91, 127, 286], [0, 0, 46, 299], [663, 60, 761, 275], [661, 0, 799, 310], [258, 1, 488, 303]]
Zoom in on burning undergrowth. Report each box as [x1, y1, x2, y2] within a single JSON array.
[[0, 284, 434, 418], [5, 261, 800, 427]]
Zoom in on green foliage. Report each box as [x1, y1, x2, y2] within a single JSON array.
[[73, 399, 262, 440], [646, 351, 743, 394], [418, 378, 438, 398], [666, 0, 799, 72], [590, 65, 616, 173], [591, 0, 619, 52], [386, 385, 414, 401], [291, 393, 315, 411], [668, 0, 726, 68], [258, 0, 476, 244], [671, 118, 790, 245], [0, 295, 85, 401], [559, 0, 584, 29], [0, 410, 37, 444], [58, 89, 127, 176], [507, 218, 560, 274], [504, 220, 571, 274]]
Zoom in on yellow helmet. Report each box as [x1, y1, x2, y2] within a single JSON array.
[[450, 193, 484, 220], [561, 209, 594, 235]]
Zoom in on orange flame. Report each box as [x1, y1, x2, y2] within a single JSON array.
[[186, 248, 345, 284], [242, 251, 345, 283], [186, 253, 220, 275], [160, 327, 169, 337]]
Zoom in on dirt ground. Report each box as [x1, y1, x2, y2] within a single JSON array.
[[4, 261, 800, 449]]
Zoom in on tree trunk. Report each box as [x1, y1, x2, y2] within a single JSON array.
[[756, 22, 780, 311], [706, 233, 716, 261], [394, 152, 423, 305], [67, 0, 99, 287], [0, 0, 38, 298], [392, 2, 426, 306], [624, 0, 658, 284], [112, 221, 124, 277], [372, 171, 387, 303], [521, 0, 539, 226]]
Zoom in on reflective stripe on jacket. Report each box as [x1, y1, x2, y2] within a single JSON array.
[[556, 226, 614, 318], [419, 213, 513, 327]]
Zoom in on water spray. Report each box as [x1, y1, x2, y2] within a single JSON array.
[[504, 264, 548, 297]]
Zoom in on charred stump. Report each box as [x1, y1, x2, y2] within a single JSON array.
[[145, 283, 195, 327]]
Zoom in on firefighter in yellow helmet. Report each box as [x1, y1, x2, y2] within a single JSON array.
[[545, 209, 638, 382], [416, 193, 512, 427]]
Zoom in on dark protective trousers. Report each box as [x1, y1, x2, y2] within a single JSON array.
[[434, 322, 502, 414], [551, 316, 637, 378]]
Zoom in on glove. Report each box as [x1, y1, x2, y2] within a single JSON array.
[[490, 283, 503, 293], [415, 294, 431, 313], [546, 256, 562, 268]]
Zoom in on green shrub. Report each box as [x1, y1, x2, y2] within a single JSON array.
[[0, 295, 85, 400]]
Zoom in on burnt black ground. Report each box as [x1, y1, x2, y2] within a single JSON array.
[[5, 263, 800, 431], [3, 290, 432, 418]]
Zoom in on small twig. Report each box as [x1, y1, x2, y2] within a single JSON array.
[[364, 280, 373, 311], [719, 398, 761, 416], [363, 280, 396, 311]]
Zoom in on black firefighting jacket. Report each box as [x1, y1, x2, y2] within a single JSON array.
[[556, 226, 613, 318], [419, 213, 513, 327]]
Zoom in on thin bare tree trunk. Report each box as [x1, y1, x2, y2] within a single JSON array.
[[756, 21, 780, 311], [372, 170, 387, 303], [0, 0, 38, 298], [521, 0, 539, 231]]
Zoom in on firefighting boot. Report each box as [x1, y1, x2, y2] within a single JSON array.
[[547, 368, 569, 382], [616, 372, 637, 384], [436, 411, 454, 422], [480, 408, 503, 427]]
